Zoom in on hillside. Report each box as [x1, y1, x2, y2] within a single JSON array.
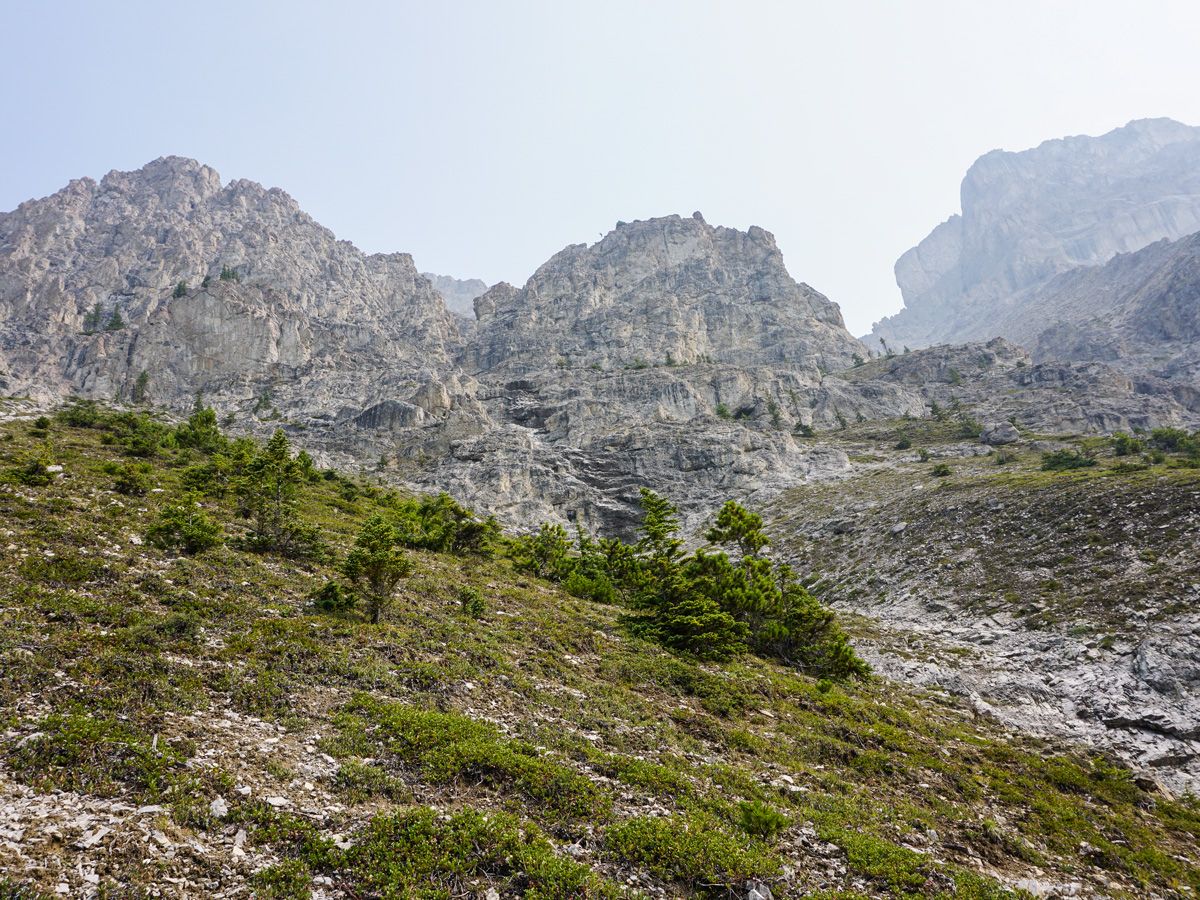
[[0, 401, 1198, 899], [763, 413, 1200, 794]]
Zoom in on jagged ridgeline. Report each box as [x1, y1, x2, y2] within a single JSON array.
[[3, 155, 1198, 532], [871, 118, 1200, 387], [1, 400, 1198, 897]]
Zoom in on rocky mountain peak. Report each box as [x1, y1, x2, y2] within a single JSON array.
[[873, 118, 1200, 356], [99, 155, 224, 207], [467, 213, 860, 374]]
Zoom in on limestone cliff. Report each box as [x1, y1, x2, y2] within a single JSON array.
[[871, 118, 1200, 373]]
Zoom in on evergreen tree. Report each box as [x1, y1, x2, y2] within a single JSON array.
[[173, 281, 188, 298], [131, 370, 150, 404], [82, 303, 103, 334], [341, 515, 413, 624], [175, 401, 226, 454], [236, 429, 322, 559], [105, 308, 126, 331], [626, 489, 748, 660], [705, 500, 769, 557]]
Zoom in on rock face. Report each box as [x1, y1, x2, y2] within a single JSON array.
[[871, 118, 1200, 378], [421, 272, 490, 319], [767, 455, 1200, 794], [0, 161, 897, 531], [841, 338, 1200, 435], [467, 212, 862, 375], [0, 156, 460, 412]]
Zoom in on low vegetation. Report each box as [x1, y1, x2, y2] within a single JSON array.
[[0, 398, 1196, 897]]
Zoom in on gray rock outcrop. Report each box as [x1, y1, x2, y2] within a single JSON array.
[[0, 156, 1195, 535], [871, 118, 1200, 378], [422, 272, 490, 319], [0, 156, 461, 412]]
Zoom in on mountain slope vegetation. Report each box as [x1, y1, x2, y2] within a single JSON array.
[[0, 400, 1197, 898]]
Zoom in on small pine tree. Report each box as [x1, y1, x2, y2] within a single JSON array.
[[342, 515, 413, 624], [705, 500, 770, 557], [173, 281, 188, 298], [105, 309, 126, 331], [236, 429, 322, 559], [146, 492, 223, 554], [82, 302, 103, 334], [131, 370, 150, 404], [220, 265, 240, 282]]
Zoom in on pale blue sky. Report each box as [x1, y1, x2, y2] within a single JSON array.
[[4, 0, 1200, 334]]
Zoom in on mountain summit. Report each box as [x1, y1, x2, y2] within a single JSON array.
[[870, 118, 1200, 366]]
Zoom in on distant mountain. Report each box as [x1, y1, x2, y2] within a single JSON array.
[[422, 272, 490, 318], [1, 157, 1195, 534], [870, 118, 1200, 379]]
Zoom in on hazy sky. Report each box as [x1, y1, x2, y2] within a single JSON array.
[[4, 1, 1200, 334]]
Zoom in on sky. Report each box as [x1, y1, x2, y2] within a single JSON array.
[[3, 1, 1200, 335]]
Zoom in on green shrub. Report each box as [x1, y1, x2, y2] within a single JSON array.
[[738, 800, 789, 840], [605, 814, 779, 888], [309, 580, 356, 614], [3, 713, 187, 797], [513, 522, 573, 580], [458, 585, 486, 618], [252, 860, 311, 899], [7, 453, 53, 486], [32, 416, 50, 431], [894, 436, 912, 450], [146, 492, 223, 554], [333, 760, 409, 803], [1041, 449, 1097, 471], [19, 551, 105, 586], [174, 404, 227, 454], [112, 460, 153, 495], [931, 463, 952, 477], [236, 430, 323, 559], [1110, 432, 1144, 456], [716, 402, 732, 419], [173, 281, 188, 299], [339, 696, 607, 820], [339, 807, 618, 898], [383, 492, 499, 556], [1148, 427, 1197, 454], [341, 516, 413, 624], [55, 399, 109, 428], [562, 569, 616, 603], [110, 411, 173, 457]]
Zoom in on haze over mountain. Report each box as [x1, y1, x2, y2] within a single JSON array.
[[871, 118, 1200, 385], [2, 152, 1197, 536]]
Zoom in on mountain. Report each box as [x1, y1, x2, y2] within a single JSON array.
[[0, 156, 1196, 536], [467, 212, 861, 374], [870, 118, 1200, 373], [421, 272, 490, 318], [0, 156, 460, 412]]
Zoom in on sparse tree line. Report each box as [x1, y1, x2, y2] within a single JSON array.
[[510, 490, 869, 679], [23, 398, 867, 681], [80, 264, 243, 334]]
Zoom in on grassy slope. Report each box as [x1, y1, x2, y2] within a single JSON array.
[[0, 404, 1196, 899], [769, 418, 1200, 632]]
